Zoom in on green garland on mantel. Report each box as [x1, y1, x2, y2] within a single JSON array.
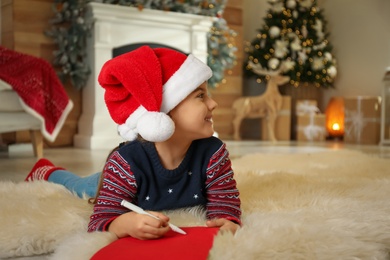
[[45, 0, 237, 90]]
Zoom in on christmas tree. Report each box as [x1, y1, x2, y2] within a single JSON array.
[[244, 0, 337, 89], [208, 17, 237, 88]]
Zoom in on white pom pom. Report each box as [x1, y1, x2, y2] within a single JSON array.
[[118, 124, 138, 141], [137, 112, 175, 142]]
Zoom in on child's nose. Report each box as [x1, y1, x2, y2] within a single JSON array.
[[208, 97, 218, 110]]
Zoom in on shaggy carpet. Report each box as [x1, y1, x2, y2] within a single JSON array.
[[1, 150, 390, 259]]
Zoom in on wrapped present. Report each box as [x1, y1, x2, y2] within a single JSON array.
[[296, 100, 320, 115], [261, 96, 291, 141], [344, 96, 381, 144], [297, 113, 326, 141], [295, 99, 325, 141]]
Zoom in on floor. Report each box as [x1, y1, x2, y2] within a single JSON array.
[[1, 140, 389, 183], [1, 139, 389, 260]]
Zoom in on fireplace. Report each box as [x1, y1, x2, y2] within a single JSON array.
[[113, 43, 186, 57], [74, 2, 214, 149]]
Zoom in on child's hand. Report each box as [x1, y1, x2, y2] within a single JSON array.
[[109, 211, 171, 240], [206, 218, 240, 235]]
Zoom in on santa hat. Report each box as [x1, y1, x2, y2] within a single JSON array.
[[98, 45, 212, 142]]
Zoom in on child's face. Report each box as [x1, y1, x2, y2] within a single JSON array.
[[169, 82, 218, 140]]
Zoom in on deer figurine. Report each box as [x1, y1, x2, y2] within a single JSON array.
[[232, 62, 290, 141]]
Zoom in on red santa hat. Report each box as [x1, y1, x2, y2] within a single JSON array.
[[98, 45, 212, 142]]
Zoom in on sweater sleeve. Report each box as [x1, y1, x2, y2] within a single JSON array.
[[88, 151, 138, 232], [205, 143, 242, 225]]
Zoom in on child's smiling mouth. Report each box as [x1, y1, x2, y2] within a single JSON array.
[[205, 116, 213, 122]]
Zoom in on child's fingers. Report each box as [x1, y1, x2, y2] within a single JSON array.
[[143, 223, 171, 237], [133, 216, 170, 239], [206, 218, 224, 228], [206, 218, 240, 235], [135, 225, 170, 240], [147, 211, 170, 223], [142, 212, 169, 228]]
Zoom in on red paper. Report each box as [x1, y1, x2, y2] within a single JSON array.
[[91, 227, 219, 260]]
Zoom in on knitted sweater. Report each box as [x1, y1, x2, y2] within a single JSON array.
[[88, 137, 241, 232]]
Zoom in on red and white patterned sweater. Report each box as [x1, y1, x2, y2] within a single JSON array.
[[88, 137, 241, 232]]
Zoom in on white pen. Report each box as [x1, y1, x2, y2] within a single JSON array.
[[120, 199, 187, 235]]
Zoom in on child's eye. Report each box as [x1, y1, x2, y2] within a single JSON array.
[[197, 93, 205, 99]]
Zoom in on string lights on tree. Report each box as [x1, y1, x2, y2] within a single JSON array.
[[244, 0, 337, 89], [208, 17, 237, 88]]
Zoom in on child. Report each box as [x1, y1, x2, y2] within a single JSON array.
[[26, 46, 241, 240]]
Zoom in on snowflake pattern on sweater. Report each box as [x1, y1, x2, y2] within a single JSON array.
[[88, 137, 241, 232]]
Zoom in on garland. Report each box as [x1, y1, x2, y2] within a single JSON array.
[[45, 0, 236, 89]]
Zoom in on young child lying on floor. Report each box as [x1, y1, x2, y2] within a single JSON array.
[[26, 45, 241, 240]]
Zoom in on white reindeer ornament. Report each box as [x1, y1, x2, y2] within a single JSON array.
[[232, 62, 290, 141]]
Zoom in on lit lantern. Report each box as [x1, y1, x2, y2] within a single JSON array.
[[325, 97, 345, 138]]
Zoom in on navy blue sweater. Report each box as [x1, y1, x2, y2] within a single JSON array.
[[88, 137, 241, 232]]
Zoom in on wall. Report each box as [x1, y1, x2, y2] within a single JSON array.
[[243, 0, 390, 112]]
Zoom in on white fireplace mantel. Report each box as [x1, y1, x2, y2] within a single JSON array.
[[74, 2, 215, 149]]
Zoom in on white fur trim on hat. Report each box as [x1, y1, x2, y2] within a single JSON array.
[[160, 54, 212, 113], [118, 106, 175, 142], [118, 106, 147, 141]]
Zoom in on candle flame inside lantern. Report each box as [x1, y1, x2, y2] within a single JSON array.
[[325, 97, 345, 138], [332, 123, 340, 131]]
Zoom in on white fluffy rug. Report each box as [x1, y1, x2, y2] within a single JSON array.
[[1, 150, 390, 259]]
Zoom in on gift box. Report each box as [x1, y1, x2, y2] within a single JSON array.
[[296, 100, 319, 115], [296, 113, 326, 141], [344, 96, 381, 144], [291, 99, 321, 140], [261, 96, 291, 141]]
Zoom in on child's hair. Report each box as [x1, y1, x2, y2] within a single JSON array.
[[88, 141, 129, 204]]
